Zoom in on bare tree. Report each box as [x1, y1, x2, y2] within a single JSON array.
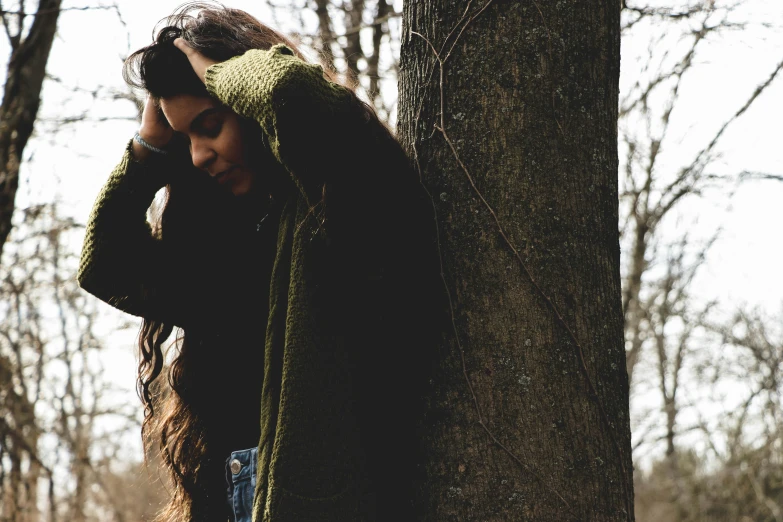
[[261, 0, 401, 122], [619, 1, 783, 386], [0, 0, 62, 262], [619, 3, 783, 518], [0, 203, 161, 521], [634, 306, 783, 522], [313, 0, 338, 75]]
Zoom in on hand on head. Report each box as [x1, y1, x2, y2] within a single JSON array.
[[173, 38, 217, 85], [139, 96, 173, 149], [135, 38, 219, 160]]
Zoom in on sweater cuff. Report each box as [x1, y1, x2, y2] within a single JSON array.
[[204, 48, 271, 123], [122, 138, 178, 194], [204, 45, 325, 124]]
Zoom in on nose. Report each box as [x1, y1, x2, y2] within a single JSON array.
[[190, 138, 216, 171]]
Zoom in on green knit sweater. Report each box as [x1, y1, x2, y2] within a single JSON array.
[[78, 45, 441, 522]]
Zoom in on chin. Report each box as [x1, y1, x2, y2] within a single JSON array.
[[230, 178, 254, 196]]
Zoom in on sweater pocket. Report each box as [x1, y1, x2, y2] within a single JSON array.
[[264, 481, 372, 522]]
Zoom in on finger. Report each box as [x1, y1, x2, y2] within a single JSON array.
[[173, 37, 193, 55], [172, 37, 209, 84]]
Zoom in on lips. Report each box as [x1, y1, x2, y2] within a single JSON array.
[[214, 167, 235, 184]]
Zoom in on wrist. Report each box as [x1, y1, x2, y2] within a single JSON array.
[[134, 132, 171, 155], [137, 127, 171, 148], [130, 139, 152, 163]]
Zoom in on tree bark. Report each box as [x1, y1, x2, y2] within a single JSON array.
[[0, 0, 63, 262], [342, 0, 365, 89], [398, 1, 634, 520], [314, 0, 338, 76], [366, 0, 389, 109]]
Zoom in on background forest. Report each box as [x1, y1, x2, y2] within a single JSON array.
[[0, 0, 781, 520]]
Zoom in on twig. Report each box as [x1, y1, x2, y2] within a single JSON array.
[[300, 9, 401, 44], [0, 5, 119, 16], [688, 56, 783, 175]]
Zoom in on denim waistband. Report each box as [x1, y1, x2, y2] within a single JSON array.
[[225, 447, 257, 522]]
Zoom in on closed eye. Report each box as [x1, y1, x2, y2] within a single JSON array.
[[191, 108, 225, 139], [199, 119, 223, 138]]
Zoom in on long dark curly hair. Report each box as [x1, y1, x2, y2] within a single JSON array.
[[122, 3, 402, 521]]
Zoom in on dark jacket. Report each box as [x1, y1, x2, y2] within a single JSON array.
[[78, 45, 442, 522]]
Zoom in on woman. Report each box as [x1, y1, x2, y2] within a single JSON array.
[[78, 3, 442, 521]]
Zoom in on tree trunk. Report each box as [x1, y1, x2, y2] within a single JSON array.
[[0, 0, 63, 261], [398, 1, 634, 520], [342, 0, 365, 89], [314, 0, 338, 76], [366, 0, 389, 109]]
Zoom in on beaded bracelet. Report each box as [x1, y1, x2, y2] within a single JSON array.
[[133, 132, 169, 155]]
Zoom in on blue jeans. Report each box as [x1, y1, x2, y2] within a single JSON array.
[[225, 447, 257, 522]]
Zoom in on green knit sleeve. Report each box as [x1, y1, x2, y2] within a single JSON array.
[[77, 140, 184, 325], [204, 44, 355, 203]]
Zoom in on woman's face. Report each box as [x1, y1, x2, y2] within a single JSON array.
[[161, 94, 256, 196]]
